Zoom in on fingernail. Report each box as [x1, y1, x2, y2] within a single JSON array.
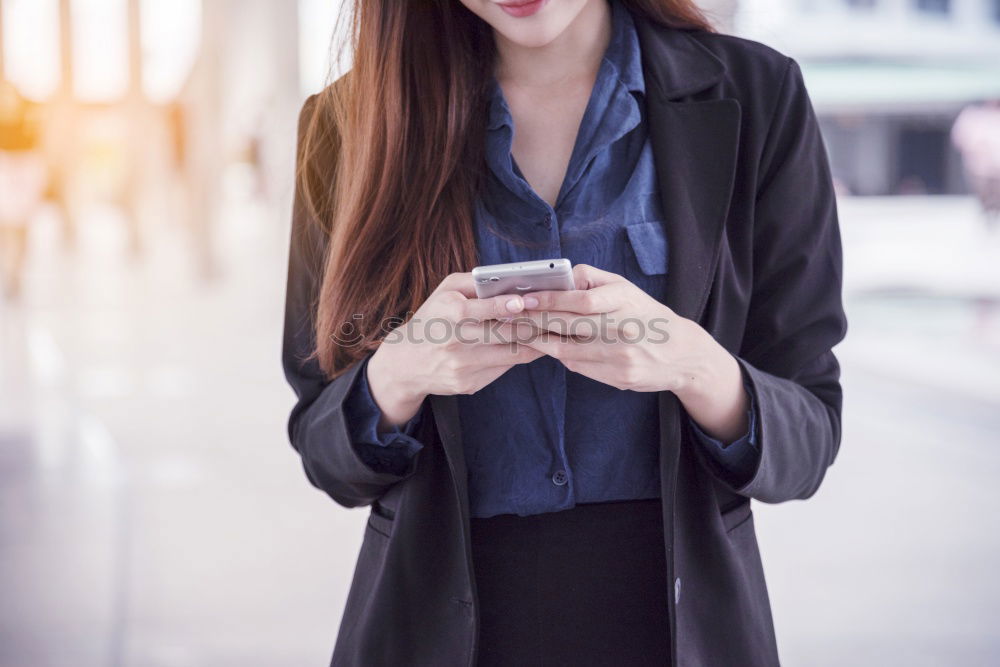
[[506, 297, 523, 312], [524, 296, 539, 309]]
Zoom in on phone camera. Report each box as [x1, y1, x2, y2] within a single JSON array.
[[549, 262, 555, 269]]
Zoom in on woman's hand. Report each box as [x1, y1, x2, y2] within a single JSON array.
[[516, 264, 750, 443], [366, 272, 543, 429]]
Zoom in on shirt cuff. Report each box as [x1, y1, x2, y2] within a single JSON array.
[[688, 381, 759, 487], [343, 355, 425, 475]]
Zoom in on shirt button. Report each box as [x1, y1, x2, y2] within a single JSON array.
[[551, 470, 568, 486], [538, 213, 552, 227]]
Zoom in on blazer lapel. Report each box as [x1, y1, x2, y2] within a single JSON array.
[[430, 394, 471, 514], [635, 18, 741, 324], [632, 21, 742, 622]]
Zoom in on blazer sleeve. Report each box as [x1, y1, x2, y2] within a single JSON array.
[[688, 380, 759, 488], [342, 354, 427, 475], [282, 93, 422, 509], [728, 57, 848, 503]]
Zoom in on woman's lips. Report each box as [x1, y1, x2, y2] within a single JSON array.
[[497, 0, 548, 18]]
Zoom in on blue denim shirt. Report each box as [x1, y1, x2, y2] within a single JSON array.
[[343, 0, 758, 518]]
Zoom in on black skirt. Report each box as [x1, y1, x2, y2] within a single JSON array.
[[469, 498, 671, 666]]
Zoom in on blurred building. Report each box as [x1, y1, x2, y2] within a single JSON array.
[[0, 0, 308, 278], [735, 0, 1000, 195]]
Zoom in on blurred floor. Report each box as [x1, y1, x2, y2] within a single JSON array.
[[1, 194, 999, 666], [0, 180, 364, 667], [759, 196, 1000, 666]]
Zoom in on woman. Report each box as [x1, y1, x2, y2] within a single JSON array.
[[283, 0, 846, 665]]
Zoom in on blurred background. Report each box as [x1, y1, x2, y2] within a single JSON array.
[[0, 0, 998, 665]]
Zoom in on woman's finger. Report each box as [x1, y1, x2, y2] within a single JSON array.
[[522, 283, 622, 315], [519, 332, 616, 362], [510, 310, 648, 340], [450, 319, 534, 346], [459, 293, 526, 322], [571, 263, 626, 289], [433, 271, 477, 298], [552, 358, 623, 388], [466, 342, 545, 367]]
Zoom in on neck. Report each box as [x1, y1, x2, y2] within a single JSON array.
[[493, 0, 612, 91]]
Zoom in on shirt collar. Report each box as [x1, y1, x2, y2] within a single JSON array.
[[607, 0, 645, 99], [484, 0, 646, 213]]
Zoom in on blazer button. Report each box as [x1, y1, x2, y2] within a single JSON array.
[[551, 470, 568, 486], [674, 577, 682, 604]]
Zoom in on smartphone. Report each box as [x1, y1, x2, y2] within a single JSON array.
[[472, 258, 575, 299]]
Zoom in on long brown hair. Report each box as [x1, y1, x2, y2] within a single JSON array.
[[299, 0, 714, 378]]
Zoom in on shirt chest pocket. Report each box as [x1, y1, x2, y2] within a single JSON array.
[[623, 220, 669, 300]]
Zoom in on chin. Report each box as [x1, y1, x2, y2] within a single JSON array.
[[468, 0, 590, 49], [493, 22, 569, 48]]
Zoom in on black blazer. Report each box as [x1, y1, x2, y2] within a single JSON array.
[[283, 12, 847, 667]]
